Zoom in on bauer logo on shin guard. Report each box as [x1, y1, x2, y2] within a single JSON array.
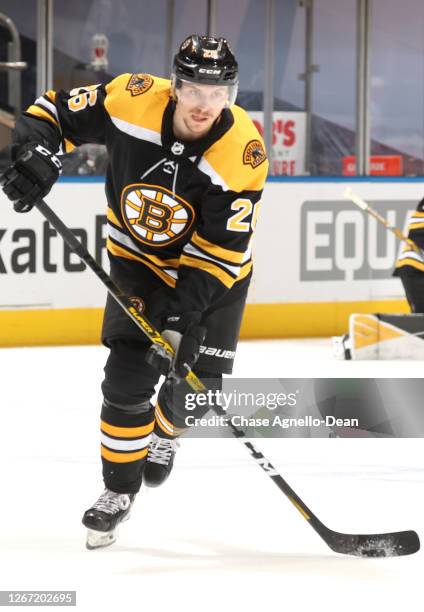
[[199, 345, 235, 359]]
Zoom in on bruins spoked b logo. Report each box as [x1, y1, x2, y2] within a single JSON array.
[[121, 183, 195, 246]]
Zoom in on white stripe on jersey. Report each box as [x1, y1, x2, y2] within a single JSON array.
[[110, 116, 162, 146], [108, 224, 179, 279], [35, 96, 60, 122], [397, 250, 424, 264], [241, 242, 252, 263], [197, 157, 230, 192], [108, 224, 144, 255], [183, 242, 241, 276], [164, 268, 178, 279]]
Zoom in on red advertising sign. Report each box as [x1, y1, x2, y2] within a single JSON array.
[[343, 155, 403, 176], [248, 112, 306, 176]]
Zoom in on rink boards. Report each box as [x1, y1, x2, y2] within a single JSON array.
[[0, 177, 421, 346]]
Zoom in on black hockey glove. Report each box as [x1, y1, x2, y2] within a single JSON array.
[[0, 142, 62, 212], [146, 312, 207, 380]]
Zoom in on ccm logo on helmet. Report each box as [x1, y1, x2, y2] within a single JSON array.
[[198, 68, 221, 75]]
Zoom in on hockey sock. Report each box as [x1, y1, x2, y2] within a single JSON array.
[[100, 400, 155, 493]]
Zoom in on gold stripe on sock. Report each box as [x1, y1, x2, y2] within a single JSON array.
[[101, 419, 155, 438], [101, 445, 148, 463], [155, 402, 186, 436]]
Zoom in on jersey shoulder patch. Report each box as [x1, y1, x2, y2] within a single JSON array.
[[126, 73, 154, 96], [203, 105, 268, 193], [104, 73, 170, 133], [243, 139, 267, 169]]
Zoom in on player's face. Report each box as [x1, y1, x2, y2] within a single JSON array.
[[173, 82, 229, 140]]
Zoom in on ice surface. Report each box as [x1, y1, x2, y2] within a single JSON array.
[[0, 338, 422, 612]]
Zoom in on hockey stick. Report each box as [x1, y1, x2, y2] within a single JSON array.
[[344, 187, 424, 258], [33, 197, 420, 557]]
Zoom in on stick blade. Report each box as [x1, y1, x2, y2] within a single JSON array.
[[326, 529, 420, 558]]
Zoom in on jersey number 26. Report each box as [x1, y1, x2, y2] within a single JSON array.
[[227, 198, 261, 232]]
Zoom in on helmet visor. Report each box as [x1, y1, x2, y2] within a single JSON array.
[[172, 75, 238, 108]]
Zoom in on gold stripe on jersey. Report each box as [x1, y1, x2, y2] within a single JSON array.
[[101, 419, 155, 438], [104, 73, 170, 134], [142, 251, 180, 270], [107, 207, 123, 228], [407, 212, 424, 229], [107, 234, 180, 271], [101, 445, 148, 463], [183, 242, 244, 277], [155, 402, 186, 437], [29, 90, 75, 153], [202, 105, 268, 193], [107, 225, 180, 269], [26, 105, 60, 128], [191, 231, 246, 265], [179, 253, 237, 288], [44, 90, 57, 103], [107, 238, 177, 287], [238, 260, 253, 281], [395, 257, 424, 272], [64, 139, 75, 153]]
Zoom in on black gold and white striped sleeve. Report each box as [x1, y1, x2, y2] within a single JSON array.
[[21, 89, 79, 154], [13, 81, 111, 156], [170, 182, 265, 314], [181, 229, 253, 289]]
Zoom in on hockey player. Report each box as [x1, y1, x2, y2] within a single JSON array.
[[394, 197, 424, 313], [0, 35, 268, 548]]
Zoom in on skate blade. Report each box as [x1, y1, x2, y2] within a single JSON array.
[[86, 529, 116, 550], [85, 511, 131, 550]]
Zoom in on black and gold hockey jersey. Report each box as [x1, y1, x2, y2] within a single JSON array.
[[394, 199, 424, 274], [13, 73, 268, 315]]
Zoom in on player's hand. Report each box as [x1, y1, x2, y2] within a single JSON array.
[[146, 312, 206, 380], [0, 142, 62, 212]]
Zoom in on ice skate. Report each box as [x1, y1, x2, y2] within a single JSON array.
[[143, 433, 180, 487], [82, 488, 135, 549]]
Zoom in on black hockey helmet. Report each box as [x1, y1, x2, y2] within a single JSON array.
[[172, 35, 238, 106]]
